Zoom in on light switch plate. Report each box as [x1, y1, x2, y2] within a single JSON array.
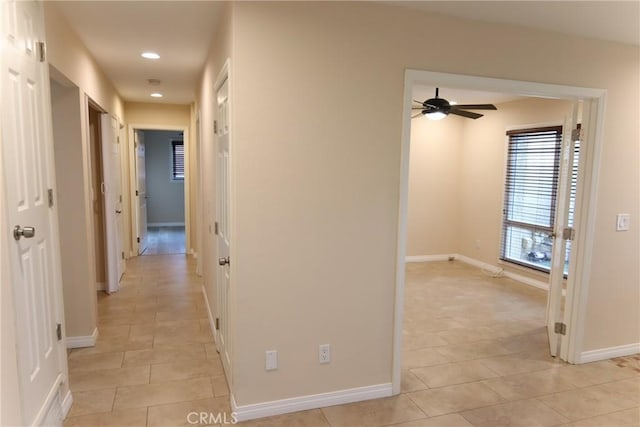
[[265, 350, 278, 371], [616, 213, 630, 231]]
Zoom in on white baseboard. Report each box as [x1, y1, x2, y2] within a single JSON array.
[[61, 389, 73, 419], [454, 254, 496, 273], [405, 254, 455, 263], [148, 222, 185, 227], [233, 383, 392, 422], [201, 286, 216, 339], [66, 327, 98, 349], [579, 343, 640, 363], [407, 253, 548, 290], [503, 270, 548, 291]]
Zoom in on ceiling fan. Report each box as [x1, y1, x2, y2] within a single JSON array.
[[412, 88, 497, 120]]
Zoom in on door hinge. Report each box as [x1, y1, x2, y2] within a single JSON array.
[[136, 190, 139, 196], [562, 227, 575, 241], [56, 323, 62, 341], [121, 251, 125, 260], [137, 237, 140, 243], [215, 318, 220, 330], [37, 41, 46, 62], [214, 221, 219, 235], [48, 189, 54, 207], [117, 136, 120, 144], [214, 120, 218, 134], [572, 127, 582, 141], [554, 322, 567, 335]]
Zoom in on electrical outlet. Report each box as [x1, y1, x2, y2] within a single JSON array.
[[319, 344, 330, 364], [616, 213, 630, 231], [265, 350, 277, 371]]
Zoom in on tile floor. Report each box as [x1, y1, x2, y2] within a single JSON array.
[[63, 257, 639, 426], [142, 226, 186, 255]]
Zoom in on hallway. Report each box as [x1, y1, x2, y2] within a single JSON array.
[[64, 255, 229, 426]]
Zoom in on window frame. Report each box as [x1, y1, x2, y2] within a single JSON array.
[[171, 140, 184, 181], [500, 125, 564, 274]]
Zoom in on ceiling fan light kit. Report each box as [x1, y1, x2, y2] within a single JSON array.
[[412, 88, 497, 120]]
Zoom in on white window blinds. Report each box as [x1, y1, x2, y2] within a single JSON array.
[[172, 140, 184, 180], [500, 126, 562, 272]]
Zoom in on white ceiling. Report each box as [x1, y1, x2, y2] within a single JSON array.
[[392, 1, 640, 47], [53, 1, 639, 105], [53, 1, 223, 104]]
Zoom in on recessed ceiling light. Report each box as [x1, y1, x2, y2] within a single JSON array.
[[141, 52, 160, 60], [150, 93, 163, 98]]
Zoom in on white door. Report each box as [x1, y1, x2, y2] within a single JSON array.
[[101, 114, 122, 293], [135, 130, 148, 254], [215, 77, 231, 373], [546, 102, 579, 358], [1, 0, 64, 424]]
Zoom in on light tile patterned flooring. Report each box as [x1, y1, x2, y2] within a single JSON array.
[[63, 257, 640, 426]]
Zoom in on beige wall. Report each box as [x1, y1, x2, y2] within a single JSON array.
[[223, 1, 638, 406], [44, 3, 123, 120], [51, 80, 98, 338], [407, 115, 464, 256], [125, 102, 191, 127], [196, 0, 233, 382]]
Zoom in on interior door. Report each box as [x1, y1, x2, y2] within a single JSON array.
[[546, 102, 579, 358], [113, 119, 125, 278], [1, 0, 64, 424], [216, 77, 231, 373], [101, 113, 121, 293], [135, 130, 148, 254]]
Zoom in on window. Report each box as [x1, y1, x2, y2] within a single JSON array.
[[500, 126, 579, 274], [172, 140, 184, 180]]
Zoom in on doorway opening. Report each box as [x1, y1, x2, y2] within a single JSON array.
[[131, 128, 188, 256], [392, 70, 605, 394], [88, 104, 108, 289]]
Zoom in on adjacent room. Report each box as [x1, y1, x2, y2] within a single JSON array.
[[403, 86, 577, 385], [136, 129, 187, 255]]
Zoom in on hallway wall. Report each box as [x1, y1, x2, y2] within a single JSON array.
[[50, 80, 98, 340], [224, 0, 638, 408]]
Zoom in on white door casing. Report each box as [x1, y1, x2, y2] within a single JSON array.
[[216, 75, 232, 374], [135, 130, 148, 255], [1, 0, 66, 424], [100, 113, 122, 293], [546, 102, 580, 357]]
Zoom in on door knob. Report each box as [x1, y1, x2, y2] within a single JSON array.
[[13, 226, 35, 241], [218, 257, 230, 266]]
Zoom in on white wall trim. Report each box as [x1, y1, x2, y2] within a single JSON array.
[[405, 254, 455, 263], [201, 285, 217, 343], [503, 270, 548, 291], [232, 383, 393, 422], [147, 222, 185, 227], [66, 327, 98, 349], [406, 254, 549, 291], [579, 343, 640, 364], [61, 389, 73, 419]]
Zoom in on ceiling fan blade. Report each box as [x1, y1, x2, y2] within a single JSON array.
[[451, 104, 497, 110], [449, 109, 483, 119], [412, 106, 427, 110], [411, 112, 423, 119], [413, 100, 425, 104]]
